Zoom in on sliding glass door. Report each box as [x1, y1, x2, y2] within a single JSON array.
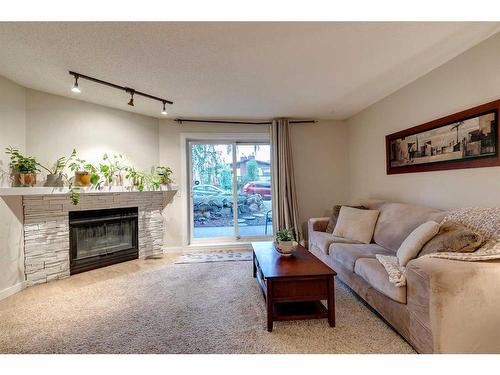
[[189, 140, 273, 243]]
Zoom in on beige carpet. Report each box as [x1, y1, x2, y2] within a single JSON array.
[[0, 257, 415, 354]]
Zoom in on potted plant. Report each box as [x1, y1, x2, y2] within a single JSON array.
[[125, 167, 146, 191], [66, 158, 101, 206], [125, 167, 162, 192], [68, 158, 100, 187], [275, 228, 297, 256], [5, 146, 40, 187], [155, 166, 173, 185], [38, 149, 77, 187], [100, 153, 127, 186]]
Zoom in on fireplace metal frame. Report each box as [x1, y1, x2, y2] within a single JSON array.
[[69, 207, 139, 275]]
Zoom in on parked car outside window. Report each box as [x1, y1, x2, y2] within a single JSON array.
[[241, 181, 272, 200], [192, 184, 230, 197]]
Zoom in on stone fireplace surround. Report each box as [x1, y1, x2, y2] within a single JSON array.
[[9, 189, 173, 286]]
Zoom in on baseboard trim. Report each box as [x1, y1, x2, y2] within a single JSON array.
[[0, 281, 27, 301], [163, 242, 254, 254]]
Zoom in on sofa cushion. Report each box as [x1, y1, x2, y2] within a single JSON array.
[[325, 205, 366, 233], [396, 221, 441, 266], [309, 231, 364, 255], [354, 258, 407, 303], [330, 243, 393, 272], [333, 206, 380, 244], [373, 203, 446, 252]]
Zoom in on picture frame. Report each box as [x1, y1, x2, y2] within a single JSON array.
[[386, 99, 500, 174]]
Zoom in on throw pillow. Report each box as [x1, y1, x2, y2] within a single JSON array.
[[418, 221, 484, 257], [396, 221, 440, 266], [325, 205, 366, 233], [333, 206, 380, 244]]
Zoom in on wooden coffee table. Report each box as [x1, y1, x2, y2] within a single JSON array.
[[252, 241, 336, 332]]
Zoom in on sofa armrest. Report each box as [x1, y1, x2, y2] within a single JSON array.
[[308, 217, 330, 234], [406, 256, 500, 353]]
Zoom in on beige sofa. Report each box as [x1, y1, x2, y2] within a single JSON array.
[[308, 200, 500, 353]]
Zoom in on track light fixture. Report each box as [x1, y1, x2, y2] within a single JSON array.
[[68, 71, 173, 115], [127, 90, 135, 107], [71, 75, 81, 93]]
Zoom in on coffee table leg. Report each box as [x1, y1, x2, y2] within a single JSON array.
[[267, 279, 273, 332], [328, 275, 335, 327], [252, 251, 256, 278]]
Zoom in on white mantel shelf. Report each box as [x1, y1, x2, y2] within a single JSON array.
[[0, 185, 178, 197]]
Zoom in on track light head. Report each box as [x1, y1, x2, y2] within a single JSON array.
[[161, 101, 168, 115], [128, 91, 135, 107], [71, 75, 81, 94]]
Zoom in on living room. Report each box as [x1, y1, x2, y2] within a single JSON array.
[[1, 1, 500, 372]]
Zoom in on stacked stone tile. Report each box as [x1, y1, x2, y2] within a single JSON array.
[[23, 192, 166, 285]]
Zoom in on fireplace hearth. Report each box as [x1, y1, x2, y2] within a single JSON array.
[[69, 207, 139, 274]]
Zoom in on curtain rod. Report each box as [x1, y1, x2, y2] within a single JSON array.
[[174, 119, 317, 125]]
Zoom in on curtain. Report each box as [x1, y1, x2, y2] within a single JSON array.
[[270, 118, 302, 243]]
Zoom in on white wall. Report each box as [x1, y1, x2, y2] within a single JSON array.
[[347, 32, 500, 209], [26, 89, 159, 173], [0, 76, 26, 297], [290, 120, 349, 235]]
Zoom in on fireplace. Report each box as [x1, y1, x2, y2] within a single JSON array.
[[69, 207, 139, 275]]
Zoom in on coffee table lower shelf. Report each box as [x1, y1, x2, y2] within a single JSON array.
[[273, 301, 328, 321]]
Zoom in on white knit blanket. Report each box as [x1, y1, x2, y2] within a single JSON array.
[[376, 254, 407, 287], [377, 207, 500, 287]]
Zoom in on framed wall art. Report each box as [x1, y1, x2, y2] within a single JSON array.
[[386, 99, 500, 174]]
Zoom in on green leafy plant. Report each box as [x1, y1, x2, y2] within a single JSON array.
[[125, 167, 146, 191], [67, 157, 101, 205], [155, 166, 173, 185], [245, 159, 259, 182], [68, 158, 100, 185], [5, 146, 40, 174], [100, 153, 127, 185], [276, 228, 295, 242], [125, 167, 162, 192], [38, 149, 77, 176]]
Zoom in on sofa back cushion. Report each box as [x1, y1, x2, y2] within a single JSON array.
[[373, 203, 446, 252], [333, 206, 380, 244], [396, 221, 441, 266], [325, 204, 366, 233]]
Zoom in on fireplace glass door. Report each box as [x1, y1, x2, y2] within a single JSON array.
[[69, 207, 139, 274], [74, 220, 135, 259]]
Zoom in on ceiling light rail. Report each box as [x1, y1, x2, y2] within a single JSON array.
[[174, 119, 317, 125], [69, 71, 173, 115]]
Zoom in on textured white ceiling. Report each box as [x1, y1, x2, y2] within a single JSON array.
[[0, 22, 499, 120]]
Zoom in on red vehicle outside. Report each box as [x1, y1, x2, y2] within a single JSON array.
[[241, 181, 271, 200]]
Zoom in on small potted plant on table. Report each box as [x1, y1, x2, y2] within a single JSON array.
[[5, 146, 40, 187], [275, 228, 298, 256]]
